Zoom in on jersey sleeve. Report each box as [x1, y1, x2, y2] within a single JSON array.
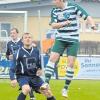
[[9, 50, 20, 80], [6, 43, 10, 60], [50, 8, 58, 25], [9, 55, 16, 80], [75, 4, 89, 20], [35, 48, 41, 69]]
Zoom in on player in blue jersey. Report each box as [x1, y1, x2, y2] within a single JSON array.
[[6, 28, 35, 100], [9, 33, 56, 100], [43, 0, 97, 98], [6, 28, 23, 60]]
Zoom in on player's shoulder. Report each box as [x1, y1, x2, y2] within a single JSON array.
[[7, 40, 13, 45], [8, 40, 12, 43], [18, 39, 22, 42], [20, 46, 24, 51], [17, 39, 23, 44], [51, 7, 58, 13], [52, 7, 57, 10], [33, 47, 39, 52], [18, 47, 23, 53], [16, 47, 23, 57]]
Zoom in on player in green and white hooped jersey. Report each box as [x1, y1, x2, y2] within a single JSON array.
[[43, 0, 97, 98]]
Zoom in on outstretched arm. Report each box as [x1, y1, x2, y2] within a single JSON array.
[[75, 4, 96, 30], [86, 16, 97, 30]]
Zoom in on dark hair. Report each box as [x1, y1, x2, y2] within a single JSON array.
[[11, 28, 19, 33]]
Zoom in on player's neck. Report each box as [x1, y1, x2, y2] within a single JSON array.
[[24, 45, 31, 49], [60, 2, 68, 9], [12, 38, 20, 42], [59, 2, 64, 9]]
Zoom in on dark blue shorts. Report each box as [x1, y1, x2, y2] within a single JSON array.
[[17, 76, 44, 93]]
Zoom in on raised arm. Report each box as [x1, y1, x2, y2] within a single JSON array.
[[75, 4, 96, 29]]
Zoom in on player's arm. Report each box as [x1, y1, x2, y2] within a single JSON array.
[[75, 4, 96, 30], [35, 48, 43, 76], [50, 8, 70, 29], [6, 43, 10, 60], [9, 63, 17, 87], [51, 21, 71, 29], [6, 43, 13, 60], [9, 67, 15, 81], [9, 52, 18, 87], [86, 16, 97, 30]]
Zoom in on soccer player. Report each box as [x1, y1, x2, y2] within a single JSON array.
[[6, 28, 35, 100], [9, 32, 56, 100], [44, 0, 97, 98], [6, 28, 23, 60]]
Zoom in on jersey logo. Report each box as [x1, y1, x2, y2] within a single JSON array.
[[26, 57, 36, 69], [63, 12, 70, 20], [57, 12, 70, 21], [58, 12, 64, 20]]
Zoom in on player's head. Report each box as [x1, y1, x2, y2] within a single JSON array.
[[10, 28, 19, 40], [22, 32, 33, 47], [52, 0, 66, 8]]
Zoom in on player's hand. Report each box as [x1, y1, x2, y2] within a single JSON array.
[[61, 20, 71, 27], [10, 79, 17, 88], [36, 69, 43, 76], [9, 54, 13, 60], [65, 20, 71, 26], [91, 26, 97, 30]]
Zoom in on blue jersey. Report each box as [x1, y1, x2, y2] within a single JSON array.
[[9, 47, 41, 80], [6, 39, 23, 60]]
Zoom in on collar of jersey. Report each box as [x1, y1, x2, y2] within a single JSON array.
[[11, 38, 20, 43], [22, 47, 33, 56], [58, 2, 68, 10]]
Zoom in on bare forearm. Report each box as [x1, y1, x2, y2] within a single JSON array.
[[86, 16, 96, 27], [51, 22, 64, 29], [51, 20, 70, 29]]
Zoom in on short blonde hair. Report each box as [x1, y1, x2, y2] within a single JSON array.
[[22, 32, 32, 39]]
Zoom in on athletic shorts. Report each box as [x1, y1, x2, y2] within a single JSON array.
[[17, 76, 44, 93], [51, 39, 79, 57]]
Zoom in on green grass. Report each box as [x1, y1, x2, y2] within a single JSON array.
[[0, 79, 100, 100]]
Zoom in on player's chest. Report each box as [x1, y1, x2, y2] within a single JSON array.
[[56, 10, 70, 20]]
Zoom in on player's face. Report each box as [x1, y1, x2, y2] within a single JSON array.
[[52, 0, 63, 7], [23, 34, 32, 46], [10, 29, 18, 40]]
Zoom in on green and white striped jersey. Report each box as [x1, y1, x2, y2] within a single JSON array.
[[50, 2, 89, 42]]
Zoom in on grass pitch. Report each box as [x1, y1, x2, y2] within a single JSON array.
[[0, 79, 100, 100]]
